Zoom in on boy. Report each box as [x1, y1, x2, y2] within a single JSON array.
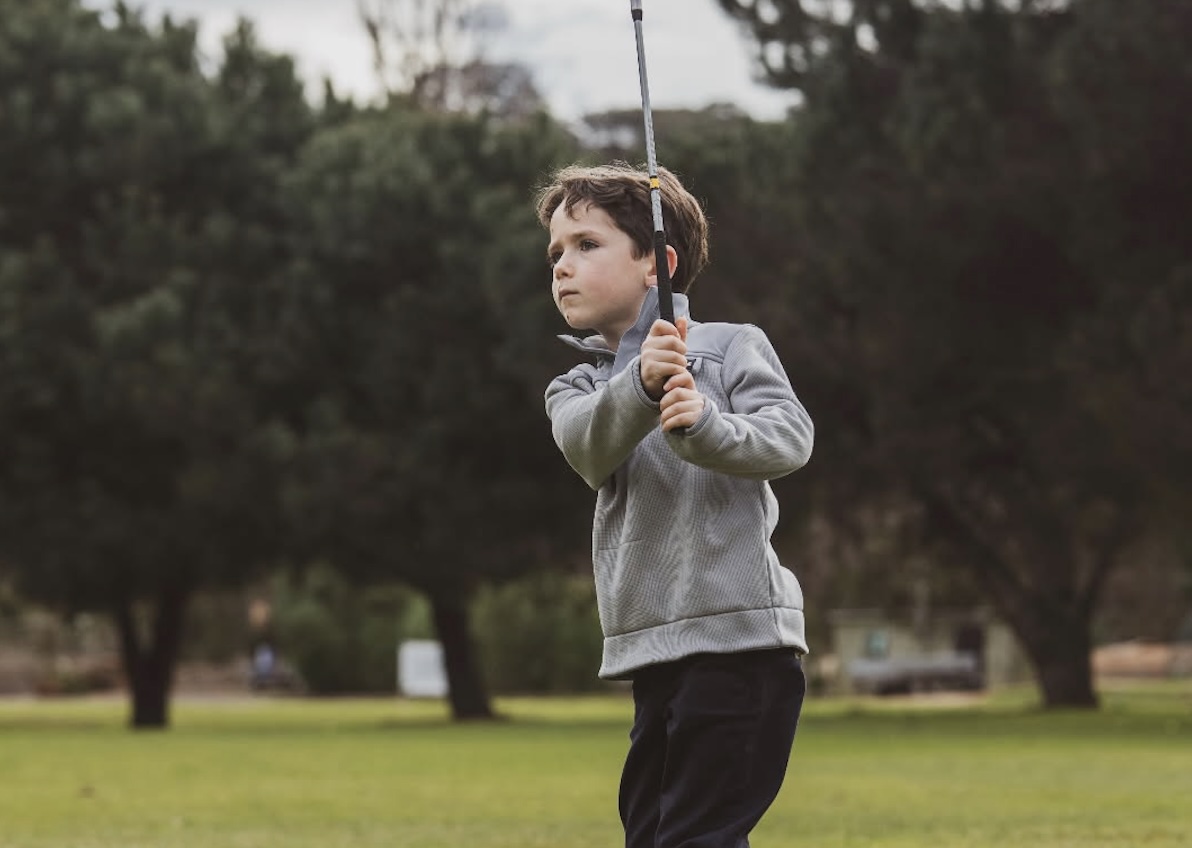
[[538, 162, 814, 848]]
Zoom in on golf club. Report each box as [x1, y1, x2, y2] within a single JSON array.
[[629, 0, 675, 324]]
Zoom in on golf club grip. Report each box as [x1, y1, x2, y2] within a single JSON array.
[[653, 231, 674, 324], [631, 2, 675, 326]]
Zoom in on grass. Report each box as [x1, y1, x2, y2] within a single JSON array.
[[0, 681, 1189, 847]]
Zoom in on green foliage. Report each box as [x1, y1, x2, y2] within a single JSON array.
[[472, 571, 606, 694], [271, 566, 417, 694], [0, 0, 592, 723], [32, 659, 120, 697], [0, 0, 315, 724], [273, 102, 590, 715], [177, 591, 255, 664], [0, 2, 305, 593], [712, 0, 1192, 706], [0, 581, 17, 621], [278, 105, 588, 593]]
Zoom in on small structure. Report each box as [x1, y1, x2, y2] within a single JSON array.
[[397, 639, 449, 698], [1092, 640, 1192, 678], [826, 608, 1028, 695]]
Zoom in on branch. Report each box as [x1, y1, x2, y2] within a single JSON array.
[[357, 0, 391, 94], [914, 481, 1030, 616]]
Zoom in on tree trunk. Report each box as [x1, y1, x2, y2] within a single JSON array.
[[919, 487, 1105, 709], [113, 584, 189, 729], [428, 589, 495, 721], [1011, 607, 1099, 709], [959, 561, 1101, 709]]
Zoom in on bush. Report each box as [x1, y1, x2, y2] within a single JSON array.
[[271, 567, 607, 696], [272, 567, 417, 694], [180, 590, 257, 664], [33, 658, 120, 696], [472, 571, 607, 694]]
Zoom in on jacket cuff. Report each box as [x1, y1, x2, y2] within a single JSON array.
[[630, 358, 662, 412], [681, 397, 716, 437]]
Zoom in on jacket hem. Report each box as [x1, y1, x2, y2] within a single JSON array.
[[597, 607, 807, 680]]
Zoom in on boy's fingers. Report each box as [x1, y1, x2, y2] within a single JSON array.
[[642, 355, 690, 401], [664, 372, 695, 392], [649, 319, 680, 338], [645, 349, 688, 369], [660, 399, 700, 431], [676, 316, 688, 342], [643, 342, 685, 358], [660, 387, 698, 411]]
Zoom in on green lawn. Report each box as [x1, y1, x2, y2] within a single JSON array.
[[1, 681, 1189, 848]]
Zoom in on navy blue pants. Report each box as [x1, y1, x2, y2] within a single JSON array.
[[619, 649, 806, 848]]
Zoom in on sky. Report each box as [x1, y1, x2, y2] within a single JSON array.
[[124, 0, 798, 122]]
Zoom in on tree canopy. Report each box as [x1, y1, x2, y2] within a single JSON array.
[[715, 0, 1192, 705], [0, 0, 312, 726]]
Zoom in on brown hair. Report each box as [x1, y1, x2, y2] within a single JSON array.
[[535, 162, 710, 294]]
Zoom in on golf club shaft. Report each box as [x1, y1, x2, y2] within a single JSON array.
[[630, 0, 675, 324]]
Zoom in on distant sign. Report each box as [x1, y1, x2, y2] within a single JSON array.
[[397, 640, 448, 698]]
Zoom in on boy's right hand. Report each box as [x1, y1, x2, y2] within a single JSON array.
[[639, 318, 688, 402]]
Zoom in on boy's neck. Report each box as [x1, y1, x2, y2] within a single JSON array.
[[601, 291, 652, 352], [556, 289, 690, 377], [608, 287, 690, 376]]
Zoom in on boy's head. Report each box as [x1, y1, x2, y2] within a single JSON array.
[[535, 162, 709, 294]]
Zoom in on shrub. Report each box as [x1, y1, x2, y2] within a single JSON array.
[[272, 567, 415, 694], [472, 571, 607, 694]]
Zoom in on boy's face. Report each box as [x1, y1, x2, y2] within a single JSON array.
[[548, 201, 654, 349]]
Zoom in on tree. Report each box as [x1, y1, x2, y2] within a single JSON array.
[[357, 0, 544, 117], [715, 0, 1192, 706], [277, 104, 588, 719], [0, 1, 313, 726]]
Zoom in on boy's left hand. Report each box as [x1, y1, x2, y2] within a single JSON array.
[[659, 370, 705, 432]]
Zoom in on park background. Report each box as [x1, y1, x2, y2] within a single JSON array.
[[0, 1, 1190, 845]]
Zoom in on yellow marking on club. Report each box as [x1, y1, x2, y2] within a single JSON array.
[[650, 177, 660, 189]]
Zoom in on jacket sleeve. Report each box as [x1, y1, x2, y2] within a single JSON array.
[[665, 325, 813, 480], [545, 358, 661, 490]]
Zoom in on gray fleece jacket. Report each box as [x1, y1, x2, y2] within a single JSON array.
[[545, 288, 814, 679]]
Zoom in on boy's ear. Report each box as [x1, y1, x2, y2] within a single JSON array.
[[646, 244, 680, 287]]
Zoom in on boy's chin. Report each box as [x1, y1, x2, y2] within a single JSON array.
[[559, 310, 591, 333]]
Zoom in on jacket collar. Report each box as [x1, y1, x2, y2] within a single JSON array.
[[557, 288, 691, 377]]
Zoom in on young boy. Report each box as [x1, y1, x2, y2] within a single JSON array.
[[538, 162, 814, 848]]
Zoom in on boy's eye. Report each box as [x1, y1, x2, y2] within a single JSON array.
[[547, 239, 597, 268]]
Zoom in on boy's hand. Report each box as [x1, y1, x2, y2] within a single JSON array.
[[640, 317, 689, 401], [660, 369, 705, 432]]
